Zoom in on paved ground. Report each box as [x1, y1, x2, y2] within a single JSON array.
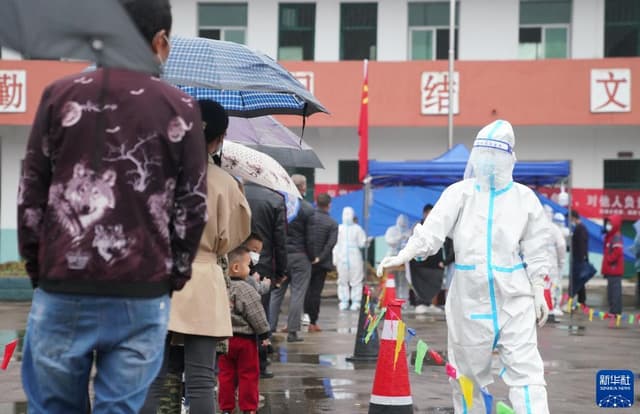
[[0, 278, 638, 413]]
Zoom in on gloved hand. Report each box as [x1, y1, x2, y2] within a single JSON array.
[[532, 280, 549, 328], [376, 251, 411, 277]]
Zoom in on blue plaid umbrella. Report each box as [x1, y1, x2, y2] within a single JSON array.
[[162, 36, 328, 117]]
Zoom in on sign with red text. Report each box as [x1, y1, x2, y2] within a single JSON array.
[[421, 71, 459, 115], [590, 69, 631, 113], [315, 183, 362, 198], [0, 70, 26, 113], [537, 187, 640, 220]]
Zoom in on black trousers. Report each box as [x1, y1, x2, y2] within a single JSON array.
[[259, 290, 271, 373], [140, 334, 217, 413], [304, 266, 328, 325]]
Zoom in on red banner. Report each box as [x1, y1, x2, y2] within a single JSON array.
[[315, 184, 362, 198], [537, 188, 640, 220]]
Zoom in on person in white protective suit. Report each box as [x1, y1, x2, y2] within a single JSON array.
[[333, 207, 367, 311], [384, 214, 412, 300], [545, 208, 567, 317], [378, 120, 551, 414]]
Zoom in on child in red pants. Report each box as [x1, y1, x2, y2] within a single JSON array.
[[218, 246, 271, 414]]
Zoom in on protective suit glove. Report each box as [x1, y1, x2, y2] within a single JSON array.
[[376, 250, 411, 277], [532, 279, 549, 328]]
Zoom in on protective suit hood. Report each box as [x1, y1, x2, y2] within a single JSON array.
[[634, 219, 640, 238], [342, 207, 355, 225], [464, 119, 516, 191], [552, 212, 565, 225], [606, 214, 622, 235], [396, 214, 409, 229]]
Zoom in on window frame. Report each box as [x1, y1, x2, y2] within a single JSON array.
[[339, 2, 378, 61], [198, 25, 247, 44], [278, 2, 316, 61], [518, 23, 570, 59], [408, 25, 458, 60]]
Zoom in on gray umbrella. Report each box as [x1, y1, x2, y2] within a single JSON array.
[[227, 116, 324, 168], [0, 0, 159, 73]]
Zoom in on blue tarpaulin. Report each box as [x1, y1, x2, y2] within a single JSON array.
[[368, 144, 571, 187]]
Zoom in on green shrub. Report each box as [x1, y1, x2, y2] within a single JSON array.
[[0, 261, 27, 276]]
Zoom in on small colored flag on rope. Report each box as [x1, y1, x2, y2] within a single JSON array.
[[496, 401, 515, 414], [480, 387, 494, 414], [394, 320, 406, 369], [459, 375, 474, 410], [1, 339, 18, 370], [415, 340, 429, 374], [445, 363, 457, 379]]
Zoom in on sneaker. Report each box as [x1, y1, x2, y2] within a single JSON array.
[[259, 394, 266, 403], [308, 324, 322, 332], [350, 302, 361, 311], [425, 304, 444, 314], [301, 313, 311, 325], [550, 308, 564, 317], [287, 332, 304, 343], [415, 304, 429, 315], [339, 302, 349, 311]]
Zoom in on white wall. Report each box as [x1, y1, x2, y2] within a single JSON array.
[[459, 0, 519, 61], [571, 0, 605, 59], [377, 0, 409, 61], [247, 0, 279, 58], [0, 127, 28, 230], [292, 125, 639, 189], [172, 0, 198, 37]]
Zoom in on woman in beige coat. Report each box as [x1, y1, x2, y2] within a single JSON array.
[[142, 100, 251, 413]]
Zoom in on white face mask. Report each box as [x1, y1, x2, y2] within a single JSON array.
[[249, 251, 260, 266], [605, 223, 613, 232]]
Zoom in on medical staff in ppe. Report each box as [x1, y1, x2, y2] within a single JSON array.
[[333, 207, 367, 311], [548, 211, 567, 317], [385, 214, 412, 300], [378, 120, 551, 414]]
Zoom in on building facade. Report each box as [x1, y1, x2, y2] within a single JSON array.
[[0, 0, 639, 261]]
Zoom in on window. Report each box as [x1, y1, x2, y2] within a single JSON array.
[[278, 3, 316, 60], [605, 0, 640, 57], [198, 3, 247, 44], [604, 159, 640, 189], [518, 0, 571, 59], [338, 160, 360, 185], [408, 2, 458, 60], [340, 3, 377, 60]]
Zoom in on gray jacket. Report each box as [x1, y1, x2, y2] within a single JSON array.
[[229, 277, 270, 339]]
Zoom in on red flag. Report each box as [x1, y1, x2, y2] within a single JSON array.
[[358, 60, 369, 182], [1, 339, 18, 370]]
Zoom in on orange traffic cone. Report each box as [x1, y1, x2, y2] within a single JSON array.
[[369, 299, 413, 413], [382, 273, 397, 308]]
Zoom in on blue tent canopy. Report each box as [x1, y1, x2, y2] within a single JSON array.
[[369, 144, 570, 187]]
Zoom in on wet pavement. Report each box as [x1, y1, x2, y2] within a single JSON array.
[[0, 281, 639, 413]]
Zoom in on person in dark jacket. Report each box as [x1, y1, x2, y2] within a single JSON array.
[[409, 204, 446, 314], [304, 193, 339, 332], [602, 215, 624, 315], [244, 182, 288, 379], [269, 174, 315, 343], [571, 210, 590, 305], [16, 1, 207, 411]]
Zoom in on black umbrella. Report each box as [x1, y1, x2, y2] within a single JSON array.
[[0, 0, 158, 73]]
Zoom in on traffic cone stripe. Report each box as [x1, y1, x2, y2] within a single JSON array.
[[370, 395, 413, 405], [385, 278, 395, 288], [380, 320, 399, 340]]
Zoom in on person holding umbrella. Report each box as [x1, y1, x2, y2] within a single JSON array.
[[17, 1, 208, 412]]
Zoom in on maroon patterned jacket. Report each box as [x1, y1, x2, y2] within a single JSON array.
[[18, 68, 207, 297]]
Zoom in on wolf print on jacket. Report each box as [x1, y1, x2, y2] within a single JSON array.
[[147, 178, 176, 242], [48, 163, 117, 241], [92, 224, 134, 264]]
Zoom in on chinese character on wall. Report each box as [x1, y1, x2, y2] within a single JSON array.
[[292, 71, 314, 95], [0, 70, 27, 113], [421, 71, 459, 115], [590, 69, 631, 113]]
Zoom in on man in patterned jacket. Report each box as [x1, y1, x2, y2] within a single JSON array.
[[17, 0, 207, 412]]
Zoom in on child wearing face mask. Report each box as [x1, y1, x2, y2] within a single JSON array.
[[244, 233, 272, 295], [218, 246, 271, 414]]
